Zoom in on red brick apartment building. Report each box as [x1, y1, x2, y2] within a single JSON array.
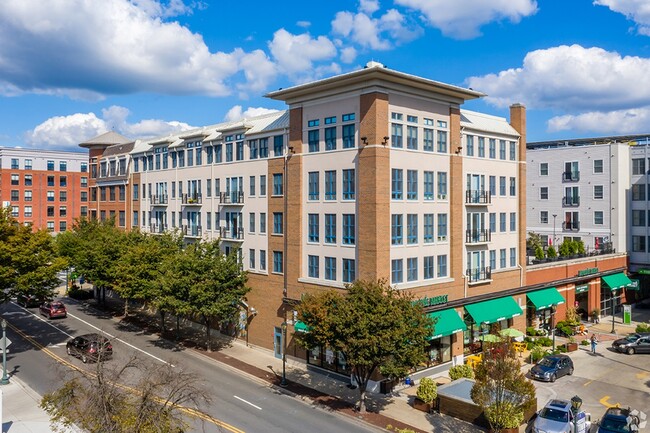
[[0, 147, 88, 232]]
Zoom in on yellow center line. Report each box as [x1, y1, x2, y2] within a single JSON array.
[[7, 322, 245, 433]]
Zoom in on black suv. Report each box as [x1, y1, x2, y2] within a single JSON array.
[[66, 333, 113, 363], [16, 293, 47, 308], [611, 333, 650, 354]]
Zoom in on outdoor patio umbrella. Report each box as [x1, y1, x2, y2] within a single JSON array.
[[499, 328, 525, 339], [478, 333, 502, 342]]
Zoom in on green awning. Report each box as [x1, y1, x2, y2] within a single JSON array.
[[294, 321, 310, 333], [527, 287, 566, 310], [465, 297, 522, 325], [427, 309, 467, 340], [602, 273, 633, 291]]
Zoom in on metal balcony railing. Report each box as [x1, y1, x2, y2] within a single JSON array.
[[562, 196, 580, 207], [466, 229, 491, 244], [219, 191, 244, 205], [562, 171, 580, 182], [152, 194, 168, 205], [562, 221, 580, 231], [151, 223, 168, 234], [181, 193, 202, 205], [182, 225, 202, 237], [467, 267, 492, 283], [220, 226, 244, 241], [465, 190, 491, 205]]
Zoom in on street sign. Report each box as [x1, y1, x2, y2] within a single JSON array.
[[0, 337, 12, 348]]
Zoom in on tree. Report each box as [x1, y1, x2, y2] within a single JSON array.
[[526, 232, 543, 253], [295, 279, 434, 413], [41, 354, 210, 433], [470, 338, 536, 433]]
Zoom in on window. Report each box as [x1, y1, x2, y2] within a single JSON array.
[[342, 124, 355, 148], [423, 256, 435, 279], [325, 257, 336, 280], [308, 130, 320, 152], [215, 144, 223, 163], [24, 159, 32, 170], [633, 210, 645, 226], [632, 184, 646, 201], [489, 250, 496, 270], [342, 259, 355, 283], [633, 158, 646, 175], [489, 213, 496, 232], [47, 191, 55, 202], [59, 221, 67, 232], [437, 255, 447, 277], [325, 214, 336, 243], [10, 190, 18, 201], [10, 158, 18, 169], [273, 251, 283, 274], [260, 250, 266, 271], [594, 211, 604, 225], [391, 259, 403, 284], [407, 257, 418, 282], [47, 206, 54, 217], [325, 170, 336, 200], [594, 185, 604, 199], [509, 177, 516, 196], [308, 255, 319, 278], [47, 175, 55, 186], [308, 119, 320, 127], [391, 169, 403, 199], [510, 248, 517, 267], [540, 187, 549, 200], [249, 213, 256, 233], [594, 159, 603, 173], [47, 221, 54, 232], [342, 169, 355, 200], [248, 176, 255, 197], [424, 171, 434, 200], [9, 174, 18, 186], [407, 126, 418, 150], [236, 141, 244, 161], [249, 140, 258, 159], [407, 214, 418, 244], [540, 163, 548, 176], [391, 214, 403, 245], [392, 112, 403, 121], [478, 137, 485, 157], [274, 135, 284, 156], [489, 176, 496, 196], [437, 172, 447, 199], [510, 212, 516, 231], [423, 214, 434, 243], [499, 140, 506, 160], [540, 211, 548, 224], [500, 249, 507, 268], [273, 173, 283, 196], [406, 170, 418, 200], [423, 128, 434, 151], [80, 162, 87, 172], [60, 161, 67, 171], [633, 235, 646, 252], [325, 116, 336, 125], [24, 190, 32, 202], [325, 127, 337, 151], [499, 176, 506, 196], [437, 130, 447, 153], [391, 123, 403, 148], [466, 135, 474, 156], [437, 213, 447, 241], [308, 214, 319, 242], [509, 141, 516, 160], [260, 175, 266, 196], [249, 249, 256, 269], [225, 142, 233, 162], [47, 160, 54, 170], [489, 139, 496, 159], [342, 214, 355, 245], [500, 213, 506, 232], [24, 174, 32, 186], [308, 172, 319, 200], [60, 206, 67, 217], [273, 212, 283, 235]]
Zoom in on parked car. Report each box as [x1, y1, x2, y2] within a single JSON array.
[[532, 399, 574, 433], [16, 293, 46, 308], [611, 333, 650, 354], [597, 407, 640, 433], [66, 333, 113, 363], [529, 354, 574, 382], [39, 301, 67, 319]]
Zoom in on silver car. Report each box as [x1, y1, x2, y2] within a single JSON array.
[[533, 399, 573, 433]]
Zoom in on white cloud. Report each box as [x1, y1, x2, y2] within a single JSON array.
[[268, 29, 337, 77], [340, 47, 358, 63], [594, 0, 650, 35], [0, 0, 274, 99], [548, 107, 650, 134], [24, 105, 194, 150], [359, 0, 381, 15], [224, 106, 280, 122], [467, 44, 650, 111], [331, 8, 420, 50], [394, 0, 537, 39]]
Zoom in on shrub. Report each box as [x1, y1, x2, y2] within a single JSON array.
[[565, 307, 580, 326], [535, 246, 545, 261], [449, 364, 474, 381], [580, 339, 590, 346], [559, 240, 571, 257], [536, 337, 553, 347], [530, 346, 547, 363], [416, 377, 437, 404], [547, 245, 557, 258], [526, 327, 537, 336], [484, 402, 525, 430], [576, 240, 586, 255], [636, 322, 650, 333]]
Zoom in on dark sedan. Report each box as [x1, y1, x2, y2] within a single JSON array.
[[529, 354, 574, 382], [611, 333, 650, 354], [66, 333, 113, 363]]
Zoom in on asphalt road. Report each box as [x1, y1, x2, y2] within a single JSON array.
[[0, 298, 380, 433]]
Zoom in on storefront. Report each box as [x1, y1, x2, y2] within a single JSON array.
[[526, 287, 566, 330], [574, 283, 589, 319], [463, 297, 523, 353], [418, 308, 466, 369], [600, 273, 633, 316]]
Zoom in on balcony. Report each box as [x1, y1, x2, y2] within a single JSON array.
[[182, 193, 202, 205], [466, 229, 491, 244], [183, 225, 202, 238], [220, 226, 244, 241], [152, 194, 168, 205], [219, 191, 244, 205], [562, 196, 580, 207], [151, 223, 168, 234], [465, 190, 491, 205], [562, 221, 580, 231], [467, 267, 492, 284], [562, 171, 580, 182]]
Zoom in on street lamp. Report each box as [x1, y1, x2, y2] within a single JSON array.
[[552, 214, 557, 247], [611, 290, 617, 334], [571, 395, 583, 433], [1, 319, 8, 385], [280, 321, 288, 387], [551, 305, 557, 352]]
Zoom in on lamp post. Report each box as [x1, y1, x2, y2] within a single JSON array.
[[552, 214, 557, 247], [1, 319, 8, 385], [280, 321, 288, 387], [571, 395, 583, 433], [611, 290, 617, 334], [551, 305, 557, 352]]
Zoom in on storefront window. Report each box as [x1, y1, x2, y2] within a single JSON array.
[[307, 346, 351, 375]]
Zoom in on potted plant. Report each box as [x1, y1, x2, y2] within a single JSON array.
[[576, 240, 586, 257], [484, 402, 525, 433], [413, 377, 437, 413], [534, 246, 545, 264], [566, 336, 578, 352], [547, 245, 558, 260], [559, 240, 571, 258]]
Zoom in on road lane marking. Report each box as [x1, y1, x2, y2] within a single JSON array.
[[5, 320, 245, 433], [636, 371, 649, 380], [599, 396, 621, 408], [234, 395, 262, 410]]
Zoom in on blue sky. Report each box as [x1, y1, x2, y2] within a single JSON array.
[[2, 0, 650, 151]]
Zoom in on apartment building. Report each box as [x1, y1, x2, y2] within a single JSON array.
[[82, 62, 534, 377], [0, 147, 88, 232]]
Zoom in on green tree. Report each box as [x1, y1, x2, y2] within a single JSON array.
[[295, 279, 434, 413], [526, 232, 543, 253], [470, 339, 536, 433], [41, 354, 210, 433], [547, 245, 557, 258], [0, 207, 21, 296]]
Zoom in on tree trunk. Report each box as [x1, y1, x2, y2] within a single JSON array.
[[204, 315, 212, 352], [175, 316, 180, 341], [358, 386, 367, 413], [160, 310, 166, 333], [124, 299, 129, 317]]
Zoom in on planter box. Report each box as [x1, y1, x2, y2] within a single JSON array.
[[412, 397, 434, 413], [565, 342, 578, 352]]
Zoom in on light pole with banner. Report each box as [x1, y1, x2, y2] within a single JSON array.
[[1, 320, 8, 385]]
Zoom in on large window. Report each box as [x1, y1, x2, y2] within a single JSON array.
[[437, 213, 447, 241], [632, 210, 646, 226], [391, 169, 403, 199], [325, 214, 336, 243], [259, 138, 269, 158], [273, 212, 283, 235], [437, 255, 447, 277], [342, 124, 355, 149], [391, 259, 403, 283], [633, 158, 646, 175], [407, 257, 418, 282], [325, 170, 336, 200], [273, 173, 283, 196], [342, 169, 355, 200], [407, 214, 418, 244], [632, 184, 646, 201], [325, 127, 336, 151], [407, 170, 418, 200], [308, 214, 319, 242], [424, 171, 434, 200], [325, 257, 336, 281], [273, 251, 283, 274], [308, 130, 320, 152], [423, 256, 434, 279], [391, 214, 403, 245], [308, 255, 319, 278], [437, 172, 447, 199], [391, 124, 403, 148], [407, 126, 418, 150], [308, 172, 319, 200], [437, 130, 447, 153], [424, 214, 434, 243], [342, 259, 355, 283], [342, 214, 355, 245]]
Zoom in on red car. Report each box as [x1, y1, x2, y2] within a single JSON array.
[[39, 301, 67, 319]]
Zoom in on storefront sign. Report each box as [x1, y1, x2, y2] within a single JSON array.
[[414, 294, 449, 308], [638, 269, 650, 275], [624, 304, 632, 325], [577, 267, 599, 277], [575, 284, 589, 294]]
